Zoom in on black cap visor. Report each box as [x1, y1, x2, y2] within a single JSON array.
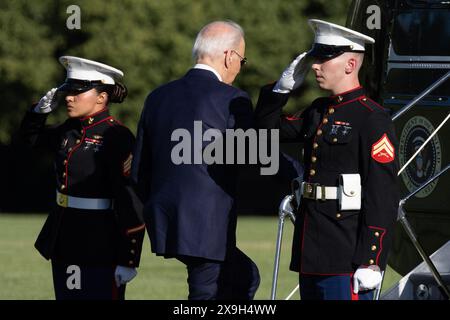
[[307, 43, 364, 60], [57, 79, 106, 94]]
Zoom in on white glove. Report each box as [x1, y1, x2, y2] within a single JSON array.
[[353, 265, 382, 294], [34, 88, 58, 114], [114, 266, 137, 287], [273, 52, 311, 93]]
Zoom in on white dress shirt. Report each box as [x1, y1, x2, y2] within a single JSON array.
[[193, 64, 222, 82]]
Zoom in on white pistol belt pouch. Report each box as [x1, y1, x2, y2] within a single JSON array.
[[338, 174, 361, 210]]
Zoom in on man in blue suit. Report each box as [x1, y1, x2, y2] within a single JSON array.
[[132, 20, 260, 300]]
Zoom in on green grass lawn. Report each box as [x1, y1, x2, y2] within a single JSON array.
[[0, 214, 401, 300]]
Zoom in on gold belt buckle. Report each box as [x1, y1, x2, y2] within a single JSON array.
[[56, 192, 68, 208], [303, 183, 319, 200]]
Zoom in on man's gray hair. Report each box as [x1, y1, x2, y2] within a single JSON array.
[[192, 20, 244, 62]]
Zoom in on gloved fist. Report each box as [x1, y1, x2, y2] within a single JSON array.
[[34, 88, 58, 114], [114, 265, 138, 287], [273, 52, 311, 93], [353, 265, 382, 294]]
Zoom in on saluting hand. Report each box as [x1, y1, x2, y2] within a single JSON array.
[[273, 52, 311, 93], [34, 88, 58, 114]]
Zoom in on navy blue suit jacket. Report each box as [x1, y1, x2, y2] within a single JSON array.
[[132, 69, 254, 261]]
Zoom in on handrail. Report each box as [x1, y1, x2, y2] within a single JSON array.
[[392, 70, 450, 121], [402, 164, 450, 203]]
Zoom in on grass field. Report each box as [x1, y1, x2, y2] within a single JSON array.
[[0, 214, 402, 300]]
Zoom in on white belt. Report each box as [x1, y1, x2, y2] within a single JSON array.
[[56, 191, 113, 210], [301, 182, 338, 201]]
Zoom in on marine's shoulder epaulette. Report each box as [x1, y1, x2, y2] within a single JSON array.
[[106, 116, 127, 128], [105, 117, 134, 139], [358, 96, 386, 113]]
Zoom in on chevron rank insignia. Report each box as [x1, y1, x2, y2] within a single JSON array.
[[123, 153, 132, 177], [371, 133, 395, 163]]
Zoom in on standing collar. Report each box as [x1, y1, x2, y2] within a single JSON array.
[[329, 86, 365, 106], [79, 108, 111, 127], [193, 64, 223, 82]]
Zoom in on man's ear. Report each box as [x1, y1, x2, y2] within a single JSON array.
[[345, 57, 357, 74], [224, 50, 232, 69]]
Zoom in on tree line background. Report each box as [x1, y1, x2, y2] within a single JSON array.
[[0, 0, 352, 212]]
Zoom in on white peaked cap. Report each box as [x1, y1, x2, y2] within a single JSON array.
[[59, 56, 124, 85], [308, 19, 375, 52]]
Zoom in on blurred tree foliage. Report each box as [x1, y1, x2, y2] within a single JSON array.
[[0, 0, 351, 144]]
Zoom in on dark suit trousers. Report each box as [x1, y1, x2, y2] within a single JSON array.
[[176, 247, 260, 300]]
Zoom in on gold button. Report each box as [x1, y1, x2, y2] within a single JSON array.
[[374, 232, 380, 237], [129, 260, 134, 265], [131, 239, 137, 244], [329, 108, 335, 114], [68, 147, 72, 152], [322, 118, 329, 124], [336, 213, 341, 218], [63, 160, 68, 165], [313, 143, 319, 149], [311, 156, 317, 163], [131, 250, 135, 254], [317, 129, 323, 136], [309, 169, 316, 176], [61, 185, 66, 190], [369, 259, 375, 265], [76, 139, 81, 144], [332, 138, 338, 143], [109, 119, 114, 122], [62, 172, 66, 178], [371, 245, 377, 251], [362, 98, 367, 101]]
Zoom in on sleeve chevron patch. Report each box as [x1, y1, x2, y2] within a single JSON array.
[[371, 133, 395, 163]]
